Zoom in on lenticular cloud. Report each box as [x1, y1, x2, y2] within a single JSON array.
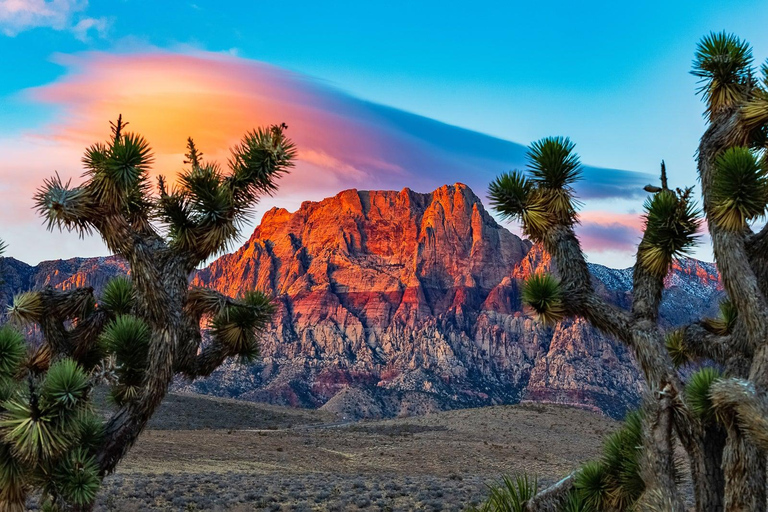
[[5, 49, 650, 261], [29, 50, 649, 202]]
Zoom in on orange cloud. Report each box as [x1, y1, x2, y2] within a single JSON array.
[[3, 49, 652, 264]]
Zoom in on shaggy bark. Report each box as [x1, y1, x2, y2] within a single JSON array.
[[523, 474, 574, 512], [697, 108, 768, 512]]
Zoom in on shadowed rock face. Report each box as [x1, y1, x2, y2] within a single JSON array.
[[0, 184, 723, 419]]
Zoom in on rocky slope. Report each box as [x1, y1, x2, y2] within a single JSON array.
[[0, 184, 723, 419], [189, 184, 722, 418]]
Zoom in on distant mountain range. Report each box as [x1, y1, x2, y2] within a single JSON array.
[[0, 184, 723, 419]]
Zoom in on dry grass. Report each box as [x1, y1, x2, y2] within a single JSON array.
[[89, 394, 618, 511]]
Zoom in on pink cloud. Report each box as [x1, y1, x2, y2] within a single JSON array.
[[576, 211, 644, 253], [3, 49, 653, 264], [0, 0, 107, 38]]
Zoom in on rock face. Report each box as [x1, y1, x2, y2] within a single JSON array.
[[189, 183, 722, 418], [0, 184, 723, 419]]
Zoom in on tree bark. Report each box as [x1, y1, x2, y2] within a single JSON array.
[[689, 424, 727, 512]]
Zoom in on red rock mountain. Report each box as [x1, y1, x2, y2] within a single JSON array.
[[0, 184, 722, 419], [188, 183, 721, 418]]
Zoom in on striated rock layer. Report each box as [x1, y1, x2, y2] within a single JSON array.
[[189, 183, 721, 419], [0, 184, 723, 419]]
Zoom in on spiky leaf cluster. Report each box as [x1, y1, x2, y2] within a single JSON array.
[[52, 448, 101, 506], [0, 360, 93, 464], [638, 188, 701, 278], [0, 327, 25, 379], [573, 461, 609, 512], [210, 291, 275, 362], [686, 367, 723, 423], [710, 147, 768, 230], [0, 358, 101, 510], [7, 291, 44, 325], [703, 299, 738, 335], [569, 410, 645, 511], [477, 473, 537, 512], [99, 276, 134, 316], [99, 315, 150, 405], [692, 32, 753, 118], [522, 273, 565, 325], [489, 137, 581, 241], [665, 330, 690, 368], [158, 125, 296, 258]]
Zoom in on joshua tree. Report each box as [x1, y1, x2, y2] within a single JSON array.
[[487, 32, 768, 512], [0, 117, 295, 511]]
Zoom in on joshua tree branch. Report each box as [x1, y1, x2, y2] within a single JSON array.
[[679, 322, 733, 364], [698, 111, 768, 364], [523, 473, 574, 512], [711, 378, 768, 451]]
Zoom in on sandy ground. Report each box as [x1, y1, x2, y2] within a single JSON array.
[[82, 393, 617, 511]]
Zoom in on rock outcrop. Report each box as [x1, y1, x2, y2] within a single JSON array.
[[0, 184, 723, 419], [189, 184, 721, 418]]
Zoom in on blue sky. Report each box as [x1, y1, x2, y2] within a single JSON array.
[[2, 0, 768, 266]]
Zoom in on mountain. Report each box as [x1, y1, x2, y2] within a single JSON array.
[[0, 184, 722, 419]]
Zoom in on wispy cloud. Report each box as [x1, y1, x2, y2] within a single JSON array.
[[0, 0, 109, 39], [4, 49, 653, 263], [576, 211, 644, 253], [27, 50, 650, 198]]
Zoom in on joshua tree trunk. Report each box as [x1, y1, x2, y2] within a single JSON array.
[[0, 119, 294, 510], [688, 424, 726, 512]]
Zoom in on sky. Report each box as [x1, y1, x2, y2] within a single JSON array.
[[2, 1, 768, 267]]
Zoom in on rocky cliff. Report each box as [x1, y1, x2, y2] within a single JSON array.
[[0, 184, 723, 419], [189, 184, 721, 418]]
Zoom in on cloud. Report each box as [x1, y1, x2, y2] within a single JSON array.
[[4, 49, 653, 263], [71, 15, 109, 41], [26, 50, 650, 199], [0, 0, 108, 38], [576, 211, 644, 253]]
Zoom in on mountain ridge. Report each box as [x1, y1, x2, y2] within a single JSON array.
[[0, 183, 722, 419]]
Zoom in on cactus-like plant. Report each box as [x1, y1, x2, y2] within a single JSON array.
[[0, 117, 292, 510]]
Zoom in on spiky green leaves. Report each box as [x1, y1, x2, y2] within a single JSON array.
[[665, 330, 690, 368], [488, 171, 534, 221], [7, 291, 44, 324], [33, 173, 93, 236], [521, 273, 565, 325], [572, 410, 645, 511], [159, 126, 296, 260], [692, 32, 753, 118], [83, 132, 153, 208], [41, 360, 90, 412], [478, 474, 537, 512], [703, 299, 738, 335], [488, 171, 550, 240], [211, 291, 275, 361], [638, 188, 701, 278], [228, 124, 297, 201], [686, 367, 723, 423], [0, 359, 91, 464], [100, 315, 150, 405], [527, 136, 582, 189], [99, 276, 134, 316], [710, 147, 768, 230], [601, 411, 644, 510], [573, 461, 609, 512], [0, 327, 25, 379], [53, 448, 100, 506], [0, 398, 66, 465], [489, 137, 581, 242]]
